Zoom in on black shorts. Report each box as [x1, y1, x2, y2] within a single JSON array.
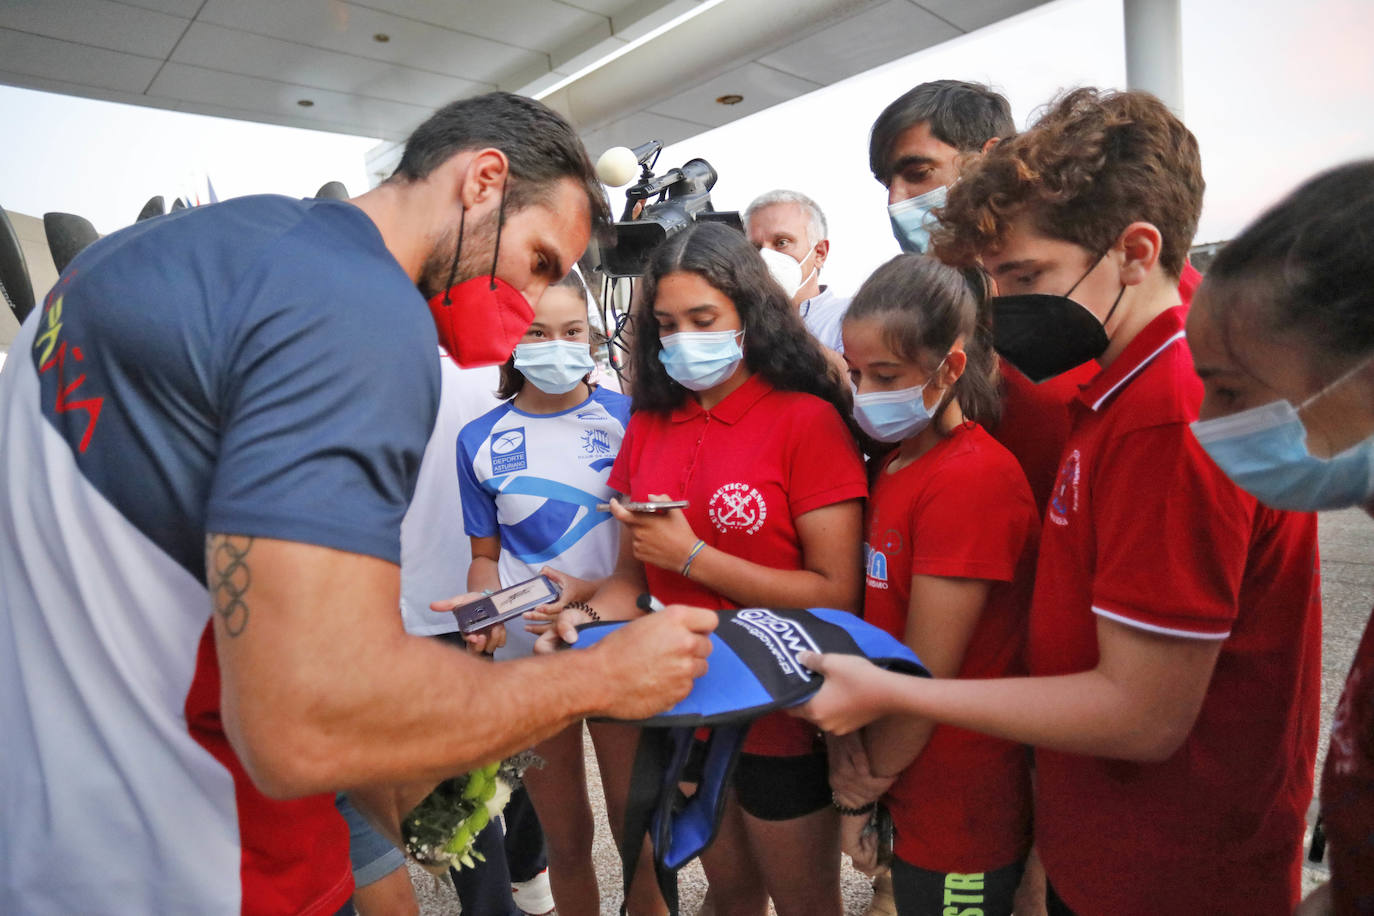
[[1046, 880, 1079, 916], [733, 751, 831, 821], [683, 744, 831, 822], [891, 857, 1024, 916]]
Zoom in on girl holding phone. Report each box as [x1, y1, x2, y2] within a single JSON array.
[[542, 222, 867, 915]]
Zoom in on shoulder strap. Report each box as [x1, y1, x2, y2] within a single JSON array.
[[620, 729, 680, 915]]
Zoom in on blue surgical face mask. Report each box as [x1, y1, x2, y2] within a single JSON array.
[[887, 185, 947, 254], [1191, 359, 1374, 511], [851, 370, 942, 443], [513, 339, 596, 395], [659, 329, 745, 392]]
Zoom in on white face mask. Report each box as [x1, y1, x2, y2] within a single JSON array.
[[758, 245, 817, 299]]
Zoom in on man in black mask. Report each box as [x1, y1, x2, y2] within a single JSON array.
[[0, 91, 719, 916], [869, 80, 1205, 513], [799, 87, 1320, 916], [915, 87, 1321, 916]]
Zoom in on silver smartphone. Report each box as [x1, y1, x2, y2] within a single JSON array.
[[596, 499, 689, 513], [452, 575, 561, 635]]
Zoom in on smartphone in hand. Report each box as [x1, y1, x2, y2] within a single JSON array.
[[596, 499, 689, 513], [453, 575, 562, 634]]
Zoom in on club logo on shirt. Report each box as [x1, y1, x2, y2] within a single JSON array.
[[490, 427, 528, 474], [580, 428, 611, 457], [1048, 449, 1082, 527], [708, 482, 767, 535], [864, 543, 888, 589]]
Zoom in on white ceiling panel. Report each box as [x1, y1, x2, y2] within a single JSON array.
[[112, 0, 205, 17], [362, 0, 605, 55], [757, 0, 960, 85], [580, 109, 705, 159], [0, 0, 1057, 154], [563, 0, 658, 16], [610, 0, 699, 41], [0, 0, 188, 60], [912, 0, 1047, 34], [197, 0, 547, 84], [147, 61, 433, 137], [549, 19, 617, 73], [166, 96, 408, 140], [0, 27, 161, 92], [648, 62, 823, 128], [172, 22, 488, 108]]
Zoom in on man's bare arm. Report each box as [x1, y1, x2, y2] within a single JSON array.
[[206, 534, 715, 800]]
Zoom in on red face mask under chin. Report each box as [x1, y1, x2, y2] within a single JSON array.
[[427, 185, 534, 368]]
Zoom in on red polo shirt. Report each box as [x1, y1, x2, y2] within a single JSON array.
[[864, 422, 1037, 873], [1029, 306, 1322, 916], [993, 263, 1204, 515], [608, 373, 867, 755], [1323, 610, 1374, 913], [994, 360, 1098, 513]]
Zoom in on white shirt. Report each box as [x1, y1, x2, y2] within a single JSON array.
[[398, 355, 502, 636], [799, 285, 850, 353], [456, 387, 630, 658]]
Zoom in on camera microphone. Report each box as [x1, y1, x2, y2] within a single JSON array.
[[596, 147, 640, 188], [596, 140, 664, 188]]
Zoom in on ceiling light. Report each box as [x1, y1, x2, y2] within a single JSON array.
[[534, 0, 730, 100], [373, 33, 390, 42], [715, 94, 743, 105], [297, 99, 314, 107]]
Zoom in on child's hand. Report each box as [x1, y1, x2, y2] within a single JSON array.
[[523, 567, 596, 629], [789, 652, 894, 735], [533, 604, 597, 654], [429, 592, 504, 657], [462, 623, 505, 657]]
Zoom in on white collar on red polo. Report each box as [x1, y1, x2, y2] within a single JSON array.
[[1077, 305, 1188, 413]]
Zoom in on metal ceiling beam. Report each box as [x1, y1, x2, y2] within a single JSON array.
[[537, 0, 881, 135]]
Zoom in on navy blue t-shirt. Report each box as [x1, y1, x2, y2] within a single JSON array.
[[36, 194, 440, 575], [0, 194, 440, 912]]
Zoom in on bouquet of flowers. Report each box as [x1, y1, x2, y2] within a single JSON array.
[[403, 751, 541, 874]]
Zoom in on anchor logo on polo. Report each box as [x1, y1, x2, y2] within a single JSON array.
[[709, 482, 767, 535], [1048, 449, 1082, 527]]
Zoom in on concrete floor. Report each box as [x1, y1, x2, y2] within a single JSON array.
[[408, 508, 1374, 915]]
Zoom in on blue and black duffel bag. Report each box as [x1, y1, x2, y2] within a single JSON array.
[[567, 606, 929, 914]]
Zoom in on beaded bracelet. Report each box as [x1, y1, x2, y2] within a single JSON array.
[[831, 797, 877, 816], [567, 599, 600, 621], [681, 539, 706, 577]]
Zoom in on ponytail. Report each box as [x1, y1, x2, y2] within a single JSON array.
[[845, 255, 1002, 427]]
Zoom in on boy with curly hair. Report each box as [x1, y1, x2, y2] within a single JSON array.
[[795, 88, 1322, 916]]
